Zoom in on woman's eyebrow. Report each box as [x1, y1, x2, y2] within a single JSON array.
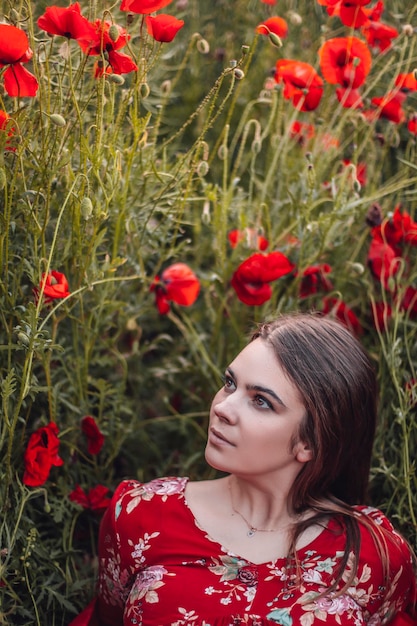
[[226, 367, 287, 408]]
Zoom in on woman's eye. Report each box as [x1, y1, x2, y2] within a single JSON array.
[[254, 394, 272, 409], [223, 375, 235, 391]]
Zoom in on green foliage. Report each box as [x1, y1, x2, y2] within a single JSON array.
[[0, 0, 417, 623]]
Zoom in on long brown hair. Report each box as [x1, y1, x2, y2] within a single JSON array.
[[252, 312, 383, 593]]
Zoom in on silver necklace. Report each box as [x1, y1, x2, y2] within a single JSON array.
[[228, 478, 295, 538]]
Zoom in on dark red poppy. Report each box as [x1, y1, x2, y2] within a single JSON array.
[[150, 262, 200, 314], [377, 205, 417, 250], [256, 17, 288, 39], [231, 252, 295, 306], [367, 232, 400, 290], [400, 286, 417, 319], [322, 297, 362, 335], [145, 14, 185, 43], [318, 37, 371, 89], [274, 60, 323, 111], [81, 416, 104, 455], [0, 24, 38, 97], [37, 3, 96, 45], [120, 0, 173, 14], [78, 21, 138, 75], [370, 90, 407, 124], [408, 114, 417, 135], [299, 264, 333, 298], [335, 87, 364, 109], [69, 484, 111, 511], [228, 229, 269, 251], [289, 120, 315, 145], [361, 20, 398, 52], [23, 422, 64, 487], [317, 0, 372, 29], [35, 270, 70, 304]]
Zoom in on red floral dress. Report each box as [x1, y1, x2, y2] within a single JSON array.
[[93, 477, 416, 626]]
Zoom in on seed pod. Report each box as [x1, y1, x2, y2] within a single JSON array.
[[233, 68, 245, 80], [50, 114, 66, 127]]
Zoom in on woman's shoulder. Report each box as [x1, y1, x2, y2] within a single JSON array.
[[110, 476, 189, 519]]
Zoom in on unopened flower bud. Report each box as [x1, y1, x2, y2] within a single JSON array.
[[230, 59, 238, 69], [241, 44, 250, 55], [0, 168, 6, 191], [161, 80, 171, 95], [218, 144, 228, 160], [233, 68, 245, 80], [196, 37, 210, 54], [353, 179, 361, 193], [50, 114, 66, 127], [287, 11, 302, 26], [268, 32, 283, 48], [140, 82, 150, 98], [108, 25, 120, 43], [80, 197, 93, 220], [196, 161, 209, 177], [108, 73, 125, 85], [403, 24, 414, 37]]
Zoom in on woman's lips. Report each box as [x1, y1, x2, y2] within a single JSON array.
[[209, 427, 235, 446]]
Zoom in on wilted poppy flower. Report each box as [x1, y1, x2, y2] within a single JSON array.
[[370, 90, 407, 124], [0, 24, 38, 97], [318, 37, 371, 89], [322, 297, 362, 335], [81, 416, 104, 455], [78, 21, 138, 75], [361, 20, 398, 52], [299, 264, 333, 298], [274, 60, 323, 111], [23, 422, 64, 487], [317, 0, 372, 29], [69, 484, 111, 511], [256, 17, 288, 40], [145, 14, 185, 43], [228, 229, 269, 251], [37, 2, 96, 45], [36, 270, 70, 304], [120, 0, 173, 14], [231, 251, 295, 306], [150, 262, 200, 314]]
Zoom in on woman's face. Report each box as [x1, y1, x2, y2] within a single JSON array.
[[205, 338, 311, 482]]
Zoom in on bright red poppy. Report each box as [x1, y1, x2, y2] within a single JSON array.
[[81, 416, 104, 455], [367, 232, 400, 290], [231, 252, 294, 306], [145, 14, 185, 43], [0, 24, 38, 97], [0, 110, 16, 149], [69, 484, 111, 511], [150, 262, 200, 314], [228, 229, 269, 251], [395, 73, 417, 92], [37, 3, 96, 45], [342, 159, 367, 187], [380, 205, 417, 248], [260, 0, 277, 4], [120, 0, 173, 14], [289, 120, 315, 145], [322, 297, 363, 335], [299, 264, 333, 298], [23, 422, 64, 487], [317, 0, 372, 29], [370, 90, 407, 124], [78, 21, 138, 75], [36, 270, 70, 304], [256, 17, 288, 39], [408, 114, 417, 135], [318, 37, 371, 89], [335, 87, 364, 109], [274, 60, 323, 111], [361, 20, 398, 52]]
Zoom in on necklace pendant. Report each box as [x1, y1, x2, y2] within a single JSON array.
[[247, 528, 256, 538]]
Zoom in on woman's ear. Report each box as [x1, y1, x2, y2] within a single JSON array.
[[294, 441, 313, 463]]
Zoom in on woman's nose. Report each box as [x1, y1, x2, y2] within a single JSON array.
[[213, 392, 239, 424]]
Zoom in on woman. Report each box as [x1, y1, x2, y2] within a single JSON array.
[[90, 313, 416, 625]]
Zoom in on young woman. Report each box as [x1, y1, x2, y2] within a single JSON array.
[[84, 313, 416, 625]]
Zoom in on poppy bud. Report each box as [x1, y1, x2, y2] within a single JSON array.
[[108, 74, 125, 85], [268, 32, 283, 48], [50, 114, 66, 127], [80, 197, 93, 220], [197, 161, 209, 177], [403, 24, 414, 37], [140, 82, 150, 98], [233, 68, 245, 80], [196, 37, 210, 54], [229, 59, 238, 69], [241, 45, 250, 55], [108, 25, 120, 42]]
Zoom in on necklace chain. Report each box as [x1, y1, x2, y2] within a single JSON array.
[[228, 478, 295, 538]]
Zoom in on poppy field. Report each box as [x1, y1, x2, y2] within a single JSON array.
[[1, 0, 417, 623]]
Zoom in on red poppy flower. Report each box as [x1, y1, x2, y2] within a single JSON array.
[[36, 270, 70, 303], [367, 232, 400, 290], [228, 229, 269, 251], [231, 252, 295, 306], [317, 0, 372, 29], [274, 60, 323, 112], [78, 21, 138, 75], [335, 87, 364, 109], [81, 416, 104, 455], [318, 37, 371, 89], [256, 17, 288, 39], [371, 301, 392, 332], [289, 120, 315, 145], [69, 484, 111, 511], [260, 0, 277, 4], [37, 2, 96, 45], [400, 286, 417, 319], [361, 20, 398, 52], [145, 14, 185, 43], [322, 297, 362, 335], [150, 262, 200, 314], [395, 73, 417, 92], [299, 264, 333, 298], [342, 159, 367, 187], [0, 24, 38, 97], [370, 90, 407, 124], [408, 114, 417, 135], [120, 0, 173, 14], [0, 110, 16, 150], [23, 422, 64, 487]]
